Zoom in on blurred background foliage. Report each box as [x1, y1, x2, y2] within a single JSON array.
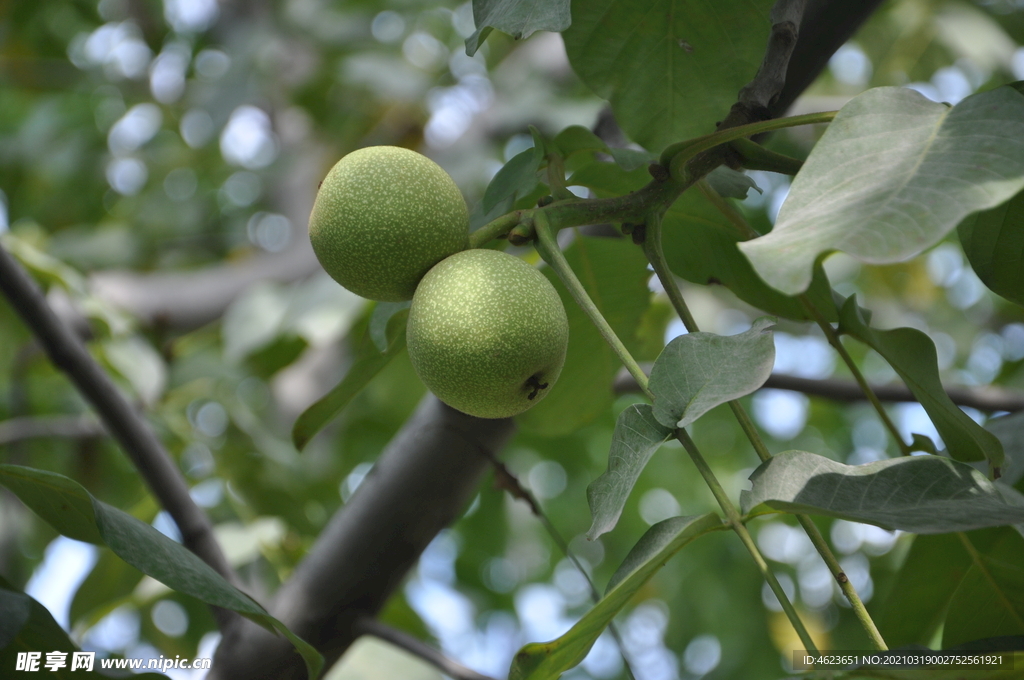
[[2, 0, 1024, 678]]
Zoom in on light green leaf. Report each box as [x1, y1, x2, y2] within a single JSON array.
[[649, 317, 775, 430], [101, 336, 167, 407], [959, 187, 1024, 307], [944, 527, 1024, 647], [518, 236, 651, 435], [705, 166, 762, 199], [465, 0, 571, 56], [292, 312, 408, 451], [553, 126, 608, 157], [608, 147, 655, 172], [0, 465, 323, 679], [661, 189, 837, 322], [509, 514, 723, 680], [740, 85, 1024, 295], [482, 148, 543, 213], [370, 301, 411, 353], [586, 404, 673, 539], [838, 296, 1004, 468], [741, 451, 1024, 533], [222, 282, 290, 364], [563, 0, 775, 152]]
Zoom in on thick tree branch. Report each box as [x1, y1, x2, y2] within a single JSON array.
[[209, 396, 515, 680], [614, 368, 1024, 413], [0, 244, 241, 628], [355, 617, 498, 680]]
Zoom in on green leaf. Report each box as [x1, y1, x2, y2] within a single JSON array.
[[370, 301, 411, 353], [740, 86, 1024, 295], [562, 0, 775, 152], [509, 513, 723, 680], [985, 412, 1024, 490], [705, 166, 762, 199], [741, 451, 1024, 533], [0, 465, 323, 679], [838, 296, 1004, 468], [292, 312, 408, 451], [465, 0, 571, 56], [552, 126, 608, 157], [661, 189, 837, 322], [944, 527, 1024, 647], [482, 148, 543, 213], [608, 147, 655, 172], [0, 466, 102, 544], [517, 236, 651, 435], [586, 404, 673, 539], [0, 585, 167, 679], [649, 316, 775, 429], [959, 187, 1024, 307]]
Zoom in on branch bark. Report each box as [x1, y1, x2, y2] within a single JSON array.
[[209, 396, 515, 680], [0, 244, 241, 628], [355, 617, 499, 680]]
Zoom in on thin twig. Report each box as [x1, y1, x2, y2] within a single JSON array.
[[0, 243, 241, 630], [355, 617, 499, 680]]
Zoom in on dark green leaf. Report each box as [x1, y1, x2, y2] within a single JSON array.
[[649, 316, 775, 429], [563, 0, 775, 152], [518, 236, 651, 435], [959, 187, 1024, 307], [509, 514, 723, 680], [661, 189, 837, 322], [705, 166, 762, 199], [985, 412, 1024, 490], [483, 148, 543, 213], [740, 86, 1024, 295], [741, 451, 1024, 533], [0, 466, 102, 544], [944, 528, 1024, 647], [292, 317, 408, 451], [552, 126, 608, 157], [838, 296, 1004, 468], [586, 404, 673, 539], [465, 0, 571, 56]]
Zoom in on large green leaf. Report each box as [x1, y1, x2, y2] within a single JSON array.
[[482, 147, 544, 213], [0, 583, 166, 679], [518, 236, 651, 435], [838, 296, 1004, 468], [741, 451, 1024, 533], [509, 514, 723, 680], [562, 0, 775, 152], [944, 528, 1024, 647], [661, 189, 837, 322], [292, 309, 408, 451], [959, 187, 1024, 308], [985, 412, 1024, 491], [465, 0, 571, 56], [586, 404, 673, 540], [648, 316, 775, 429], [0, 465, 323, 679], [740, 86, 1024, 295]]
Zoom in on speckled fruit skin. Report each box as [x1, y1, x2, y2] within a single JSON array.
[[308, 146, 469, 302], [407, 249, 569, 419]]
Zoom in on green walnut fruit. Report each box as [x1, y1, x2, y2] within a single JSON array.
[[308, 146, 469, 302], [408, 249, 569, 419]]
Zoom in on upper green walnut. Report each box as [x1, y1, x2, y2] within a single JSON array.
[[407, 249, 569, 419], [308, 146, 469, 301]]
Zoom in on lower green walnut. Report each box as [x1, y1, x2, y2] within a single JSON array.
[[407, 249, 569, 419]]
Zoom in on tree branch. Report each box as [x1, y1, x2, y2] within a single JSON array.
[[209, 396, 516, 680], [355, 617, 498, 680], [0, 414, 105, 445], [0, 243, 241, 629], [614, 367, 1024, 413]]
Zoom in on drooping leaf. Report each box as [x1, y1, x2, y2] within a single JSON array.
[[292, 310, 408, 450], [563, 0, 775, 152], [509, 514, 723, 680], [649, 317, 775, 430], [661, 188, 837, 322], [586, 404, 673, 539], [944, 527, 1024, 647], [482, 147, 544, 213], [740, 85, 1024, 295], [465, 0, 571, 56], [959, 187, 1024, 308], [741, 451, 1024, 533], [0, 465, 323, 679], [518, 236, 651, 435], [838, 296, 1004, 468], [0, 584, 167, 679], [705, 166, 762, 199]]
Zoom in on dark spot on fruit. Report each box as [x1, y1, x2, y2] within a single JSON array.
[[525, 374, 549, 400]]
